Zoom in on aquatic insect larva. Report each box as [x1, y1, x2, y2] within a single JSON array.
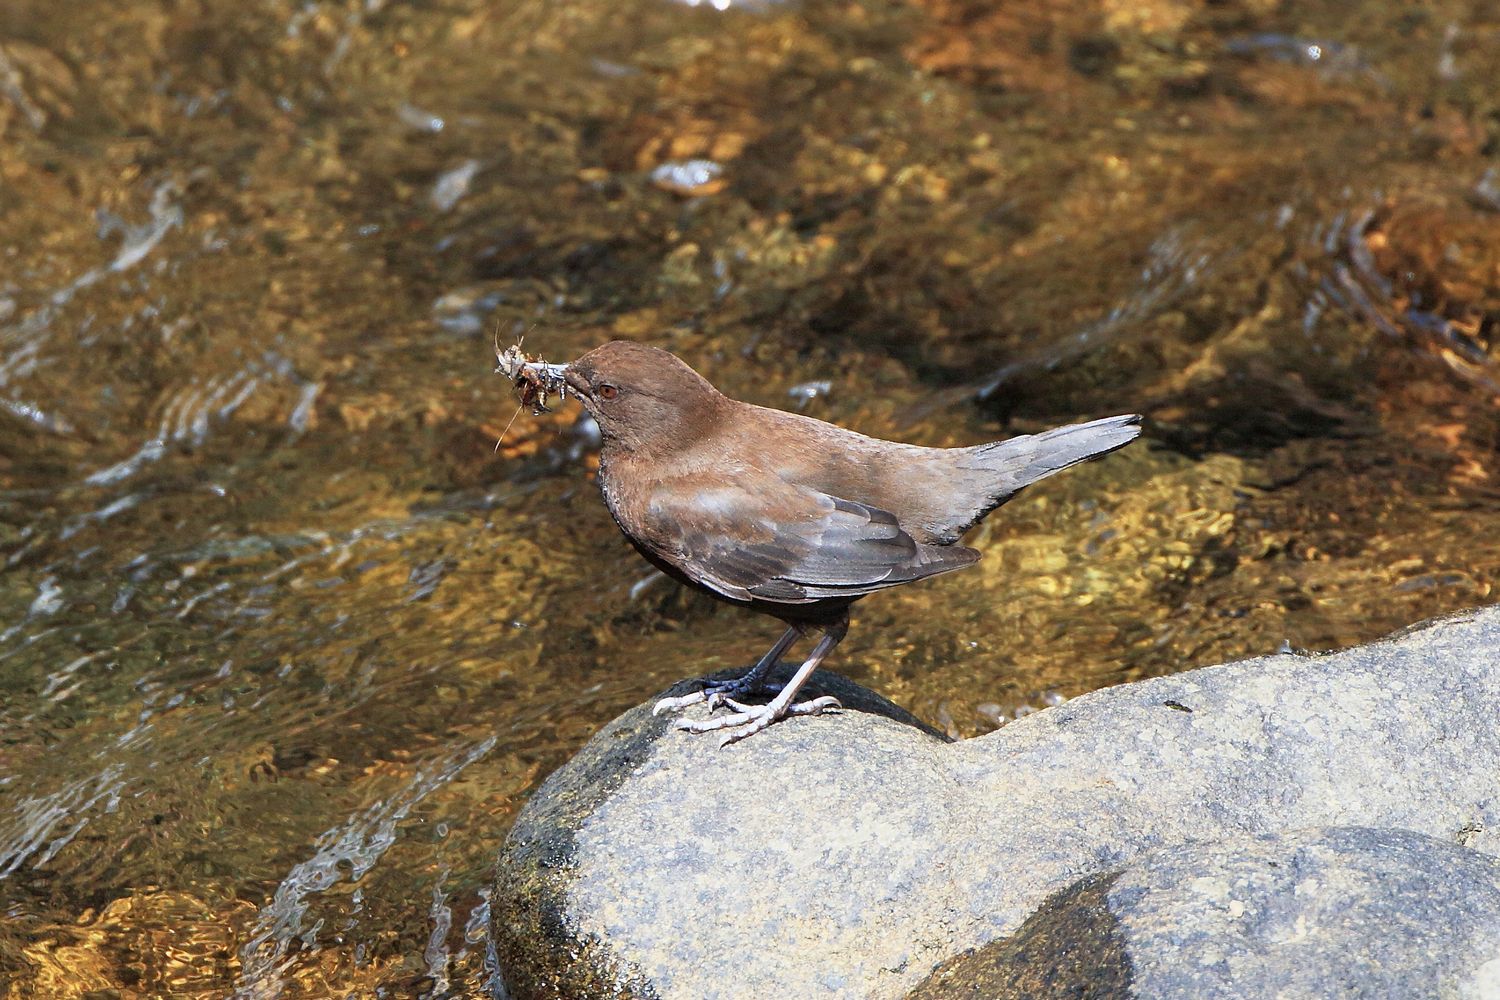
[[495, 343, 569, 415]]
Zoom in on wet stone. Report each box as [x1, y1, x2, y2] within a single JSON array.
[[492, 606, 1500, 999]]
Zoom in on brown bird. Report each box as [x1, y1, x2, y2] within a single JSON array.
[[519, 341, 1140, 745]]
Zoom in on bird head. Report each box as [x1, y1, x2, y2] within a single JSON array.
[[563, 341, 725, 455]]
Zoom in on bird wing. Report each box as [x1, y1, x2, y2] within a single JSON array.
[[641, 478, 980, 605]]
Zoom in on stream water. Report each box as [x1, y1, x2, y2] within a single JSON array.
[[1, 0, 1497, 996]]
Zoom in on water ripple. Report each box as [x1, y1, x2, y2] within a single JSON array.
[[0, 763, 127, 880], [232, 735, 498, 1000]]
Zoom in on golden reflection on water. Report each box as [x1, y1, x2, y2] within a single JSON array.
[[1, 0, 1498, 995]]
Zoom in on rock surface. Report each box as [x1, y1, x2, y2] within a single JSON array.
[[908, 827, 1500, 999], [492, 607, 1500, 999]]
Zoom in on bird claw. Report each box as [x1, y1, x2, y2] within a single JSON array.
[[652, 690, 708, 715], [652, 676, 779, 716], [706, 683, 782, 711], [655, 623, 842, 745], [672, 695, 843, 747]]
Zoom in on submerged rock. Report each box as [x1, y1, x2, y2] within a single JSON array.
[[492, 607, 1500, 999]]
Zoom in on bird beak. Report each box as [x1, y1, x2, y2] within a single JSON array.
[[562, 365, 592, 402]]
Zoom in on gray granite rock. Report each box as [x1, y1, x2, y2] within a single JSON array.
[[910, 827, 1500, 999], [492, 607, 1500, 1000]]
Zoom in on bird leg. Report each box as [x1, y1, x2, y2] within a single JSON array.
[[674, 617, 849, 747], [651, 625, 802, 716]]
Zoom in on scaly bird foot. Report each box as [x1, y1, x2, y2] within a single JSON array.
[[674, 695, 842, 747], [652, 675, 779, 716]]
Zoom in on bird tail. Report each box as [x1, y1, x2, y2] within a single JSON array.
[[936, 414, 1142, 542]]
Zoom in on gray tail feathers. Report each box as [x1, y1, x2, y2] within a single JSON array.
[[940, 414, 1142, 541]]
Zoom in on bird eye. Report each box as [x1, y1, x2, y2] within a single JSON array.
[[597, 383, 619, 401]]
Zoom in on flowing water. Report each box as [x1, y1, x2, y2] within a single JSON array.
[[1, 0, 1497, 995]]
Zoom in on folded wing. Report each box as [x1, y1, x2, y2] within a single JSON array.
[[644, 479, 979, 605]]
